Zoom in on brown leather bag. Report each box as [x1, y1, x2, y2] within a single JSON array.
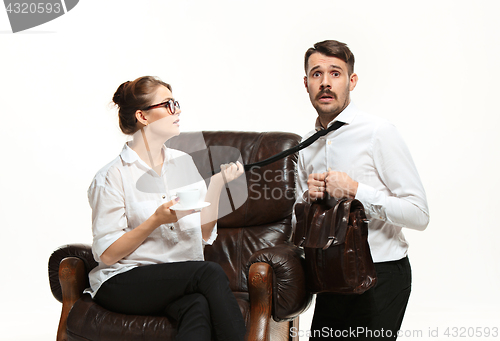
[[294, 198, 377, 294]]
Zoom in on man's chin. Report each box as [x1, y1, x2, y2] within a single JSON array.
[[314, 100, 349, 117], [316, 106, 341, 118]]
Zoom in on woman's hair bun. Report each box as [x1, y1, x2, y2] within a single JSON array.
[[112, 81, 130, 107]]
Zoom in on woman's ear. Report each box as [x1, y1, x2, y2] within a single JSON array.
[[135, 110, 148, 126]]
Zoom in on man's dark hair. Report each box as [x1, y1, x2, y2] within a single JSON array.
[[304, 40, 355, 75]]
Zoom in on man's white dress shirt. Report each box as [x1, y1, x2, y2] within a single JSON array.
[[295, 103, 429, 263], [85, 143, 216, 297]]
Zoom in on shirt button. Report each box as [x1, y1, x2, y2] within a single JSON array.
[[327, 140, 332, 145], [169, 225, 174, 230], [162, 195, 166, 199]]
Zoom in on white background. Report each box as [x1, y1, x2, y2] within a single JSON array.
[[1, 1, 499, 340]]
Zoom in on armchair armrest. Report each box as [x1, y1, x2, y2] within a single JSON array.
[[48, 244, 96, 303], [48, 244, 96, 341], [57, 257, 87, 341], [247, 262, 273, 341], [248, 244, 313, 322]]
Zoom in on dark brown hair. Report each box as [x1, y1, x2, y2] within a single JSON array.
[[112, 76, 172, 135], [304, 40, 355, 75]]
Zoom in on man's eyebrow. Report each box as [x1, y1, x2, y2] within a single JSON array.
[[329, 65, 343, 70], [162, 97, 173, 102], [309, 65, 343, 73]]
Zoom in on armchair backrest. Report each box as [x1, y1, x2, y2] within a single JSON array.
[[166, 131, 301, 292], [49, 130, 301, 300]]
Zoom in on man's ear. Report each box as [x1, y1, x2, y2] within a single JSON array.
[[304, 76, 309, 93], [349, 73, 358, 91], [135, 110, 148, 126]]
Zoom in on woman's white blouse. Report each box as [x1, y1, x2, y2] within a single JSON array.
[[85, 143, 216, 297]]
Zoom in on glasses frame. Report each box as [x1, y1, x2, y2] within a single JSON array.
[[141, 99, 180, 115]]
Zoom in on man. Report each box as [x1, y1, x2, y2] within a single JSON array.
[[295, 40, 429, 340]]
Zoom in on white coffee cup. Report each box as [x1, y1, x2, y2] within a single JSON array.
[[176, 189, 201, 208]]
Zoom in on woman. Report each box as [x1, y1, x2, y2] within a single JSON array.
[[85, 76, 246, 341]]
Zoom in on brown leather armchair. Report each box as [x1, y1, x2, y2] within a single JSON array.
[[48, 131, 312, 341]]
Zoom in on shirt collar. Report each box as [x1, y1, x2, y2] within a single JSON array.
[[120, 143, 140, 164], [315, 102, 358, 131], [120, 142, 169, 165]]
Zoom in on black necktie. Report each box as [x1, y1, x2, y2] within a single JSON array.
[[243, 120, 345, 171]]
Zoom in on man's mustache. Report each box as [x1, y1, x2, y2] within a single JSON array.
[[316, 89, 337, 100]]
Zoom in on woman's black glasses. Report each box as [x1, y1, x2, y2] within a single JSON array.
[[141, 99, 180, 114]]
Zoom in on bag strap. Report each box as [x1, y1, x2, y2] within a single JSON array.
[[323, 201, 342, 249], [243, 121, 346, 171], [339, 199, 353, 243], [323, 199, 353, 249]]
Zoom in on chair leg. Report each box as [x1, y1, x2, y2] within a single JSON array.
[[247, 262, 273, 341], [57, 257, 87, 341]]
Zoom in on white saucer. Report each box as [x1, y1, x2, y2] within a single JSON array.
[[170, 202, 211, 211]]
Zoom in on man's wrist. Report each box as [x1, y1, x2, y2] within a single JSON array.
[[349, 181, 359, 199]]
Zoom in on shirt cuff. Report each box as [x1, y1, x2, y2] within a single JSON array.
[[92, 230, 126, 261], [354, 182, 379, 220]]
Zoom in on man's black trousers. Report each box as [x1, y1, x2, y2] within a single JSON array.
[[310, 256, 412, 340]]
